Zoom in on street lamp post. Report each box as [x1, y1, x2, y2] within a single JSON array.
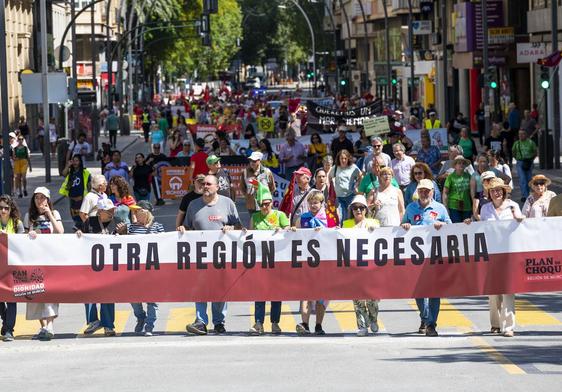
[[356, 0, 370, 93], [0, 0, 11, 193], [338, 0, 352, 96], [407, 0, 415, 104], [382, 0, 391, 102]]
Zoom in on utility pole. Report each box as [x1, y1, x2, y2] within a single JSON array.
[[356, 0, 370, 93], [552, 0, 560, 168], [382, 0, 391, 102], [71, 1, 79, 136], [441, 0, 448, 122], [91, 1, 99, 154], [482, 0, 491, 139], [40, 0, 51, 182], [0, 0, 11, 194], [407, 0, 415, 104]]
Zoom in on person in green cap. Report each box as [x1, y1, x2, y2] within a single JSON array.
[[206, 154, 235, 200], [248, 182, 291, 336]]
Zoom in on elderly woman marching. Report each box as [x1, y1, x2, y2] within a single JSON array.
[[343, 195, 381, 336], [465, 177, 524, 337], [24, 187, 64, 340], [116, 201, 164, 336], [249, 184, 291, 335], [522, 175, 556, 218]]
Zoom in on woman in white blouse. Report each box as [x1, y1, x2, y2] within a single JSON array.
[[469, 177, 524, 337], [522, 175, 556, 218]]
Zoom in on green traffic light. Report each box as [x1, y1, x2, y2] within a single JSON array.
[[541, 80, 550, 89], [489, 81, 498, 89], [340, 79, 347, 86], [391, 78, 397, 85]]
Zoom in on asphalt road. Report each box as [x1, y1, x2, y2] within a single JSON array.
[[1, 135, 562, 391]]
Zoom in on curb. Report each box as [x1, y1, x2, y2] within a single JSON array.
[[53, 136, 140, 206]]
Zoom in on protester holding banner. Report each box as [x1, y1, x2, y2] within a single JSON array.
[[469, 177, 524, 337], [522, 175, 556, 218], [342, 195, 381, 336], [401, 179, 452, 337], [248, 184, 290, 336], [24, 187, 64, 341], [279, 128, 306, 180], [183, 175, 242, 335], [404, 163, 441, 206], [371, 167, 405, 227], [0, 195, 24, 342], [329, 150, 362, 221]]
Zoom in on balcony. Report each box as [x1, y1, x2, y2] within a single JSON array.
[[391, 0, 420, 15]]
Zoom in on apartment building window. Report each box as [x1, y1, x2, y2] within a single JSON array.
[[532, 0, 560, 9]]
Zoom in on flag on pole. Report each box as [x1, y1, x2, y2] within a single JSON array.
[[326, 181, 339, 227], [538, 51, 562, 67], [279, 173, 296, 217]]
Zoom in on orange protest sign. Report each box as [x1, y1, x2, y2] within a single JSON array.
[[161, 166, 191, 199]]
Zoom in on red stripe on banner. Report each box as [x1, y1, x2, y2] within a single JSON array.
[[0, 234, 7, 268], [1, 250, 562, 303]]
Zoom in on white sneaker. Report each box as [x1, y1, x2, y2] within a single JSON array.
[[249, 322, 264, 335], [356, 328, 369, 337], [271, 322, 282, 335]]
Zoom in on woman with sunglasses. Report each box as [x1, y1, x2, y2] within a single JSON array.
[[24, 187, 64, 341], [466, 178, 524, 337], [404, 162, 441, 206], [0, 195, 24, 341], [248, 184, 290, 336], [522, 175, 556, 218], [343, 195, 381, 336]]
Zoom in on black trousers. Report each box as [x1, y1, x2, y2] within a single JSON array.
[[109, 129, 118, 148], [0, 302, 16, 334]]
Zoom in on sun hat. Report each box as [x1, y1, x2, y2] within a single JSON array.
[[481, 171, 497, 181], [416, 179, 434, 191], [248, 151, 263, 161], [33, 186, 51, 199], [529, 174, 551, 187], [96, 198, 115, 211], [349, 194, 368, 209], [484, 177, 510, 192]]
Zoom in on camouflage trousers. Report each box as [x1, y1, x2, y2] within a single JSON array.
[[353, 299, 380, 329]]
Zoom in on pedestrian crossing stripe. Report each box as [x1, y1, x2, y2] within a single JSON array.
[[515, 299, 562, 326], [165, 307, 195, 334]]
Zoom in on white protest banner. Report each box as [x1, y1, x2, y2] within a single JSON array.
[[363, 116, 390, 137]]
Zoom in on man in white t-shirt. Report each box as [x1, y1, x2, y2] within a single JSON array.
[[67, 133, 92, 165]]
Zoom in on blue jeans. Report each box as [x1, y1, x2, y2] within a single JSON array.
[[195, 302, 227, 326], [449, 209, 472, 223], [131, 302, 158, 331], [134, 190, 151, 202], [85, 303, 115, 328], [338, 194, 355, 221], [415, 298, 440, 328], [254, 301, 282, 324], [516, 160, 533, 199]]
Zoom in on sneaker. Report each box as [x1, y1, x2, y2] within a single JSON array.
[[296, 323, 310, 335], [32, 328, 47, 340], [425, 325, 438, 337], [144, 330, 153, 337], [356, 328, 369, 337], [271, 322, 282, 335], [104, 328, 116, 337], [503, 330, 514, 337], [40, 329, 54, 341], [84, 320, 102, 335], [249, 322, 264, 336], [213, 323, 226, 334], [314, 324, 325, 335], [370, 321, 379, 334], [186, 321, 207, 335], [134, 318, 146, 334], [23, 190, 28, 197], [418, 322, 427, 334], [490, 327, 501, 334], [3, 332, 14, 342]]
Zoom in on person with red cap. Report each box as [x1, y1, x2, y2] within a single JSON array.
[[288, 166, 313, 226]]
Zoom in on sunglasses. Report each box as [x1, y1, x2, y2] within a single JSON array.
[[260, 202, 272, 208], [351, 205, 366, 211], [413, 171, 424, 176], [533, 181, 546, 186], [0, 206, 10, 211], [373, 145, 382, 148]]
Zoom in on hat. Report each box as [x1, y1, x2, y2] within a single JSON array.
[[194, 173, 206, 182], [294, 167, 312, 178], [416, 179, 434, 191], [248, 151, 263, 161], [129, 200, 153, 212], [33, 186, 51, 199], [256, 182, 273, 205], [349, 194, 368, 209], [453, 155, 471, 166], [206, 155, 221, 165], [195, 138, 205, 148], [388, 131, 401, 137], [481, 171, 496, 181], [182, 140, 191, 146], [9, 132, 16, 138], [485, 178, 510, 194], [529, 174, 551, 187], [96, 198, 115, 211]]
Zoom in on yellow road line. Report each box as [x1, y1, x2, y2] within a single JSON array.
[[408, 299, 473, 328], [14, 314, 41, 339], [515, 299, 562, 326], [248, 303, 297, 333], [470, 336, 526, 375], [165, 307, 195, 334]]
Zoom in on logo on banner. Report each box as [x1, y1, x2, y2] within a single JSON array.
[[169, 176, 183, 191], [525, 257, 562, 281], [12, 268, 46, 297]]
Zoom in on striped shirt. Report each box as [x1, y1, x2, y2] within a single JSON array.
[[127, 222, 165, 235]]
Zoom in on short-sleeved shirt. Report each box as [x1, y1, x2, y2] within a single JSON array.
[[23, 211, 62, 233], [358, 173, 399, 195], [391, 155, 416, 186], [127, 222, 165, 235], [251, 210, 289, 230], [513, 139, 537, 161], [444, 172, 472, 211], [480, 200, 521, 221], [214, 168, 233, 199], [185, 195, 241, 230], [104, 161, 129, 181], [80, 191, 105, 217], [329, 164, 361, 198], [402, 200, 452, 225], [179, 191, 203, 213], [190, 151, 209, 178]]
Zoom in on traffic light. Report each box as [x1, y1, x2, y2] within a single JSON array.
[[486, 67, 498, 89], [204, 0, 219, 14], [307, 70, 314, 80], [391, 70, 398, 86], [340, 79, 347, 86], [540, 66, 550, 89]]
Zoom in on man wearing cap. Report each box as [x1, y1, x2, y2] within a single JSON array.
[[330, 126, 355, 160], [290, 167, 313, 226], [190, 138, 209, 182], [181, 175, 242, 336], [279, 128, 307, 180], [175, 174, 205, 230], [241, 151, 276, 218], [401, 179, 451, 337], [206, 155, 235, 200]]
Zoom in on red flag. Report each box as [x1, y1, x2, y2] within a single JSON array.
[[279, 173, 296, 217], [538, 51, 562, 67], [325, 182, 339, 227]]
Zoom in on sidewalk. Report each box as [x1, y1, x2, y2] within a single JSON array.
[[15, 132, 143, 214]]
